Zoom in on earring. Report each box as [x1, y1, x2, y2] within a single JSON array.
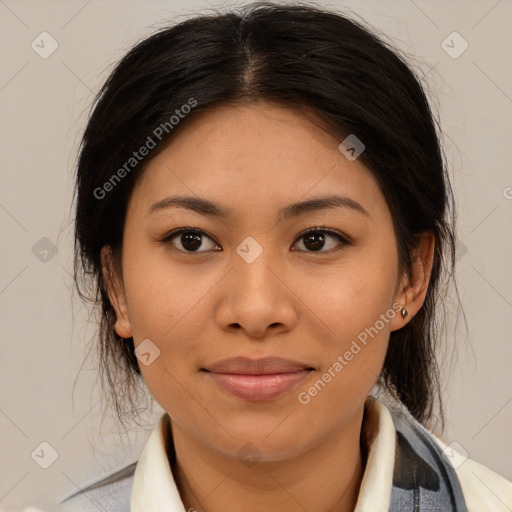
[[401, 307, 409, 319]]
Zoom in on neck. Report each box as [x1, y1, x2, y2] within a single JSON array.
[[169, 408, 367, 512]]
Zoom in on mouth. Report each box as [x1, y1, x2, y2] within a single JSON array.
[[201, 357, 315, 401]]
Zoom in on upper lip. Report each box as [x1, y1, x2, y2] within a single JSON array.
[[202, 357, 314, 375]]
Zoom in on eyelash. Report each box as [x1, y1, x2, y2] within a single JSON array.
[[157, 225, 351, 256]]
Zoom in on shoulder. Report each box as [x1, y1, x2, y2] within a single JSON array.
[[429, 434, 512, 512], [377, 393, 512, 511], [56, 462, 137, 511]]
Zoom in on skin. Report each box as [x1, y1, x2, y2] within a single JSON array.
[[102, 102, 435, 512]]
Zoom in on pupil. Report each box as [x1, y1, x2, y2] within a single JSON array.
[[179, 231, 326, 252], [182, 232, 202, 251], [305, 232, 325, 251]]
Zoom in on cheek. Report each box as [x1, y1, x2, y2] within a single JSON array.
[[120, 245, 216, 404], [295, 274, 393, 420], [294, 247, 398, 404], [122, 240, 209, 340], [298, 251, 398, 342]]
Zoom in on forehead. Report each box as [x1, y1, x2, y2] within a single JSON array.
[[128, 102, 389, 224]]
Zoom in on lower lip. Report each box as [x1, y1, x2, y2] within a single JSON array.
[[204, 370, 312, 401]]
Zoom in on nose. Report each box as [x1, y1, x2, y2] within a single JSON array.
[[215, 245, 298, 339]]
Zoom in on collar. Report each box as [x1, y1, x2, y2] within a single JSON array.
[[130, 395, 396, 512]]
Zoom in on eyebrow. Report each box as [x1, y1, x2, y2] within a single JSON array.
[[148, 194, 370, 220]]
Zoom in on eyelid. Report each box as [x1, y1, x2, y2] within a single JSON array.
[[157, 225, 352, 254], [297, 225, 351, 245], [157, 227, 221, 254]]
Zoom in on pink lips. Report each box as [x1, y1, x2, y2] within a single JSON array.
[[202, 357, 314, 401]]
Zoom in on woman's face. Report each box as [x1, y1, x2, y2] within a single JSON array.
[[105, 102, 410, 461]]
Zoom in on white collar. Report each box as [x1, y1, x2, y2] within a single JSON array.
[[354, 396, 396, 511], [130, 395, 396, 512]]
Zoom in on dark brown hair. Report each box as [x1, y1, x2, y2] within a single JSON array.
[[73, 1, 459, 432]]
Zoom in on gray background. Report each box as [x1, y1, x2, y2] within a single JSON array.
[[1, 0, 511, 509]]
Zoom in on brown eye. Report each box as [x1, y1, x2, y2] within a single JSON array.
[[293, 227, 350, 253], [158, 226, 350, 255], [160, 228, 220, 253]]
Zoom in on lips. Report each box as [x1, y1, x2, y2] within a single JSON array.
[[201, 357, 315, 401]]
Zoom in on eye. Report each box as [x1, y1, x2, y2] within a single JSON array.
[[292, 225, 351, 253], [158, 227, 221, 253], [158, 225, 350, 255]]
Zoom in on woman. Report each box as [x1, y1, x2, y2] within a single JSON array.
[[60, 2, 512, 511]]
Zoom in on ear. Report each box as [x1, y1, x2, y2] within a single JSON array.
[[390, 231, 435, 332], [100, 245, 133, 339]]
